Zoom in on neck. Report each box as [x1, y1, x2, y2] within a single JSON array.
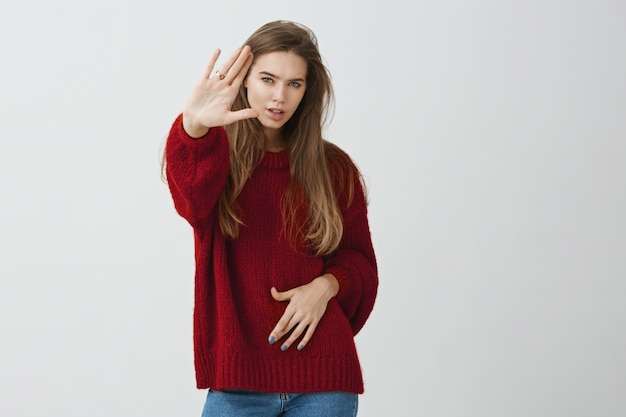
[[263, 128, 286, 152]]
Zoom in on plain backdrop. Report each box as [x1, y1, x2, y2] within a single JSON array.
[[1, 1, 625, 416]]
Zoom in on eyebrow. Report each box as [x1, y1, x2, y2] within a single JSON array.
[[258, 71, 306, 83]]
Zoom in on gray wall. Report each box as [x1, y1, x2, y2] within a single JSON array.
[[1, 1, 624, 416]]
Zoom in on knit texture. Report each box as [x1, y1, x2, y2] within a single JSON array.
[[165, 114, 378, 393]]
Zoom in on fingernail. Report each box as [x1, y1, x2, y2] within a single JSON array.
[[281, 344, 288, 351], [268, 336, 275, 345], [297, 344, 304, 351]]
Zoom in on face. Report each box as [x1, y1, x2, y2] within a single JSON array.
[[244, 51, 307, 142]]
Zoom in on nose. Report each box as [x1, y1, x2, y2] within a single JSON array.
[[272, 84, 285, 103]]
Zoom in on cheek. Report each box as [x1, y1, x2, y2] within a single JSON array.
[[247, 82, 266, 102], [245, 86, 259, 105], [294, 90, 306, 107]]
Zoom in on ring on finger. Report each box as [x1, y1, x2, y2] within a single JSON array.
[[215, 70, 226, 80]]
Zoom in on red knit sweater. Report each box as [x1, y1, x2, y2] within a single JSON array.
[[165, 115, 378, 393]]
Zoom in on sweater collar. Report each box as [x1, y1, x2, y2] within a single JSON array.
[[260, 149, 290, 170]]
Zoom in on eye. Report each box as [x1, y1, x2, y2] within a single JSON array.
[[289, 81, 301, 88], [262, 77, 273, 83]]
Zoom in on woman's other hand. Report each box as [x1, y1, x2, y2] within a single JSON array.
[[268, 274, 339, 351], [182, 46, 259, 137]]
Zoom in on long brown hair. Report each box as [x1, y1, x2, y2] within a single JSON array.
[[219, 20, 359, 255]]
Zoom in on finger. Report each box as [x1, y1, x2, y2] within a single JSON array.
[[280, 322, 309, 351], [202, 48, 221, 79], [215, 46, 247, 80], [269, 307, 298, 343], [295, 320, 319, 351], [229, 53, 253, 87], [222, 45, 252, 83]]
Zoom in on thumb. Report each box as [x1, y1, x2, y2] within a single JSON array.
[[271, 286, 293, 302], [224, 108, 259, 125]]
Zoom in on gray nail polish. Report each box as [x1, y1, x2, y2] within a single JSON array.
[[281, 344, 288, 351], [269, 335, 275, 344], [297, 344, 304, 351]]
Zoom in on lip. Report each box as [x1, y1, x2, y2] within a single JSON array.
[[266, 108, 286, 121]]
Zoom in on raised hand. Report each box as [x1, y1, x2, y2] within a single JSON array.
[[268, 274, 339, 351], [182, 45, 259, 137]]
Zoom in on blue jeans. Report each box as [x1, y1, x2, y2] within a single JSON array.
[[201, 389, 358, 417]]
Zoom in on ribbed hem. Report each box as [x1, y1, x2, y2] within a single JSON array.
[[195, 351, 364, 394]]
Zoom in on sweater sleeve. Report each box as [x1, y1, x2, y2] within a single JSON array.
[[165, 114, 230, 227], [323, 158, 378, 336]]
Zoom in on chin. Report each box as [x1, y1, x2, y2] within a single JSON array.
[[260, 119, 288, 130]]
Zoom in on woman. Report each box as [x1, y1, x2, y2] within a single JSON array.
[[164, 20, 378, 416]]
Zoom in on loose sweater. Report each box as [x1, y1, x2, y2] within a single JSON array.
[[165, 114, 378, 393]]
